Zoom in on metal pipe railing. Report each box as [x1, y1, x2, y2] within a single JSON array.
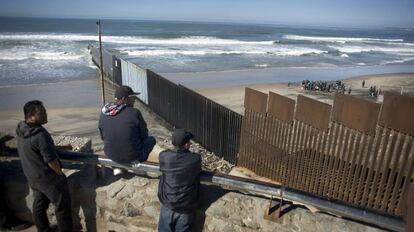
[[1, 148, 405, 232]]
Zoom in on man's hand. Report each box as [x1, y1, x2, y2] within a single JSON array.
[[48, 159, 63, 175]]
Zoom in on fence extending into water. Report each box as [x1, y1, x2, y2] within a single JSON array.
[[89, 45, 242, 164], [238, 88, 414, 217], [89, 45, 413, 219]]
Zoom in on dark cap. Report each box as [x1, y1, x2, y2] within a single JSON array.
[[115, 86, 140, 100], [172, 129, 194, 147]]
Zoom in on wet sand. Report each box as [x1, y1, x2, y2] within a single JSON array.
[[163, 65, 414, 89]]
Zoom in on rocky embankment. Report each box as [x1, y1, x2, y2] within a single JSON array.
[[0, 135, 387, 231]]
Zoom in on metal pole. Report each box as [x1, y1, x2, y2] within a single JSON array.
[[96, 20, 105, 106]]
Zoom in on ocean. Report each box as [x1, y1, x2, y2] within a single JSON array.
[[1, 17, 414, 86]]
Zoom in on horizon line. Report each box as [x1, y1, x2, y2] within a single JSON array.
[[0, 15, 411, 31]]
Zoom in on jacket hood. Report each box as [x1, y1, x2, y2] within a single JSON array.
[[16, 121, 43, 138], [101, 102, 127, 116]]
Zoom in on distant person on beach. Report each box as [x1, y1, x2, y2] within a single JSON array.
[[362, 80, 365, 88], [16, 100, 73, 232], [99, 85, 156, 175], [348, 86, 352, 95], [158, 129, 201, 232]]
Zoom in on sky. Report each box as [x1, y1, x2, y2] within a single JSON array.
[[0, 0, 413, 28]]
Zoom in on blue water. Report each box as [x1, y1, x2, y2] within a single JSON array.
[[1, 17, 414, 86]]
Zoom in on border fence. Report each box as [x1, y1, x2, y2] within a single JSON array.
[[238, 88, 414, 217], [89, 45, 413, 219], [89, 45, 242, 164]]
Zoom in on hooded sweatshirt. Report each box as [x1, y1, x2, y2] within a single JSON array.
[[99, 102, 149, 163], [16, 121, 59, 183]]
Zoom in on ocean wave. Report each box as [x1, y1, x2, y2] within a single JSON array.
[[123, 48, 328, 57], [381, 58, 414, 65], [328, 45, 414, 54], [283, 34, 404, 44], [0, 33, 275, 45], [0, 51, 84, 61]]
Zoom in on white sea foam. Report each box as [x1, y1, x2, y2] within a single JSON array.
[[0, 51, 84, 61], [125, 49, 268, 56], [123, 47, 327, 57], [381, 57, 414, 65], [284, 34, 404, 44], [0, 33, 275, 45], [328, 45, 414, 54], [255, 64, 269, 68]]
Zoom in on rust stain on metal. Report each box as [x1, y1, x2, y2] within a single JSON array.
[[244, 87, 268, 113], [332, 93, 381, 135], [267, 92, 295, 123], [295, 95, 331, 131], [379, 92, 414, 136]]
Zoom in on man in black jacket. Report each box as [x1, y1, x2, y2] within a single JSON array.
[[158, 129, 201, 232], [99, 86, 156, 174], [16, 100, 72, 232]]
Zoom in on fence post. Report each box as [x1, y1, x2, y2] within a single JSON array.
[[96, 20, 106, 106]]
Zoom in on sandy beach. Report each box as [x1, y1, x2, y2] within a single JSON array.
[[1, 72, 413, 149], [197, 73, 414, 114]]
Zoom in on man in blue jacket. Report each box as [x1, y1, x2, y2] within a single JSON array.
[[158, 129, 201, 232], [99, 85, 156, 174]]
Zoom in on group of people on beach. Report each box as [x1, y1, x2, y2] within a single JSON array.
[[369, 85, 380, 97], [301, 79, 348, 93], [4, 85, 200, 232]]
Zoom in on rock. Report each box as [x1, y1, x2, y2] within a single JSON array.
[[132, 177, 150, 187], [121, 203, 142, 217], [53, 135, 92, 152], [243, 216, 260, 229], [132, 197, 145, 208], [143, 204, 161, 218], [107, 180, 126, 198], [115, 183, 135, 200], [207, 217, 234, 232]]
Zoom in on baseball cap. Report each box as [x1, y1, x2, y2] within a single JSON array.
[[172, 128, 194, 147], [115, 86, 140, 100]]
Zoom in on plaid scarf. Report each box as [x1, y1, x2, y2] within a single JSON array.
[[101, 102, 127, 116]]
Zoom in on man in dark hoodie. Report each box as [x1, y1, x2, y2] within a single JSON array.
[[99, 85, 156, 174], [16, 100, 72, 232], [158, 129, 201, 232]]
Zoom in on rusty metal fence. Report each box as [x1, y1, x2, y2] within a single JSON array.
[[238, 88, 414, 217], [88, 45, 242, 163], [146, 70, 242, 164]]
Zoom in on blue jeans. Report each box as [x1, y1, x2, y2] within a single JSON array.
[[158, 205, 194, 232]]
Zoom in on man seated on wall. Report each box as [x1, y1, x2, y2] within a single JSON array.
[[99, 85, 156, 175], [157, 129, 201, 232]]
